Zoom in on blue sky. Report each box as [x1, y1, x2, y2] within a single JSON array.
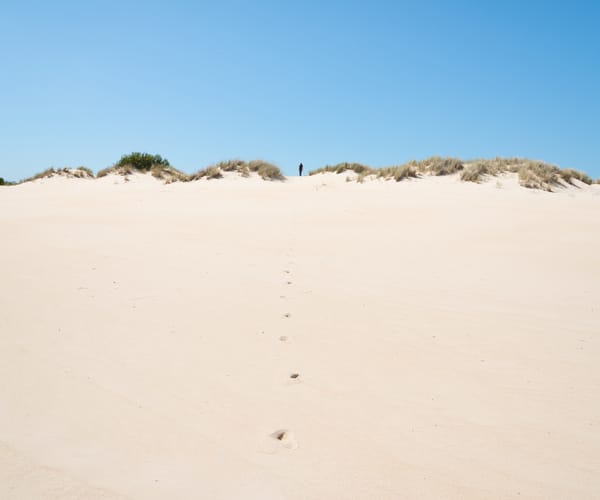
[[1, 0, 599, 180]]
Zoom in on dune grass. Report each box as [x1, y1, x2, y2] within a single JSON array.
[[190, 159, 284, 181], [309, 163, 373, 176], [376, 164, 418, 182], [560, 168, 593, 185], [309, 156, 594, 191], [21, 167, 94, 183], [417, 156, 464, 176]]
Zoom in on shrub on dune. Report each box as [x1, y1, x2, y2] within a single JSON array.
[[97, 152, 188, 182]]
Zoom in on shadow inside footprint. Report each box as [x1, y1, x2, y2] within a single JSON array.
[[270, 429, 298, 450]]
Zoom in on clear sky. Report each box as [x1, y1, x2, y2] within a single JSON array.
[[1, 0, 599, 181]]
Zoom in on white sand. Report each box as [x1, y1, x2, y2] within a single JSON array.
[[1, 173, 599, 499]]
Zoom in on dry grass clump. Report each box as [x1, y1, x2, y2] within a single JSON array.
[[560, 168, 593, 185], [309, 163, 373, 176], [190, 165, 223, 180], [190, 159, 284, 181], [248, 160, 285, 180], [150, 165, 190, 182], [376, 164, 418, 182], [517, 162, 562, 191], [97, 165, 132, 178], [21, 167, 94, 183], [460, 162, 493, 183], [418, 156, 464, 176]]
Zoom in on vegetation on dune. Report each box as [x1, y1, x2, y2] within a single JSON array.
[[309, 162, 373, 176], [417, 156, 464, 176], [560, 168, 593, 185], [376, 164, 418, 182], [517, 162, 562, 191], [309, 156, 594, 191], [97, 152, 189, 182], [6, 154, 595, 190], [116, 152, 170, 170], [190, 159, 284, 181], [21, 167, 94, 183], [460, 162, 491, 182]]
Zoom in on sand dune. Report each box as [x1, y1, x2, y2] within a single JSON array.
[[1, 173, 599, 499]]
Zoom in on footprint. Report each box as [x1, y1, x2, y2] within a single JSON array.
[[259, 428, 298, 453], [283, 313, 291, 318], [286, 281, 293, 285], [279, 336, 288, 342], [270, 430, 298, 450]]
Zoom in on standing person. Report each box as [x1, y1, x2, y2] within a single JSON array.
[[298, 162, 304, 176]]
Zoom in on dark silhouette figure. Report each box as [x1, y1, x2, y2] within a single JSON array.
[[298, 162, 304, 176]]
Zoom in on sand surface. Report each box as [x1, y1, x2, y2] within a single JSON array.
[[1, 173, 599, 499]]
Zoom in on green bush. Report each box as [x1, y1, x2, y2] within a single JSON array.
[[115, 152, 170, 171], [97, 153, 186, 181], [0, 177, 4, 185]]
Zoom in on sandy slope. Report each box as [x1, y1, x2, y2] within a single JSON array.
[[1, 173, 599, 499]]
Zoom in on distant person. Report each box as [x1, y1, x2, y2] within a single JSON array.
[[299, 162, 304, 176]]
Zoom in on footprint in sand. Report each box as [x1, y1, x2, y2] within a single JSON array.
[[260, 429, 298, 453], [283, 313, 291, 318]]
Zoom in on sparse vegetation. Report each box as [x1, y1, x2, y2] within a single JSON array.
[[309, 156, 595, 191], [190, 159, 284, 181], [376, 164, 418, 182], [21, 167, 94, 183], [309, 163, 373, 176]]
